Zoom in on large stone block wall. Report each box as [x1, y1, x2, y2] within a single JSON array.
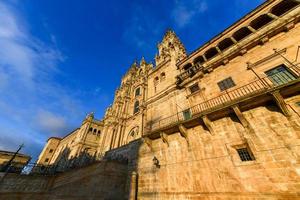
[[49, 161, 128, 200], [0, 161, 128, 200], [136, 97, 300, 199]]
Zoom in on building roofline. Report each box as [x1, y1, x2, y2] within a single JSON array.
[[0, 150, 31, 159], [47, 137, 62, 142], [62, 128, 80, 139], [47, 128, 80, 143], [176, 0, 274, 66]]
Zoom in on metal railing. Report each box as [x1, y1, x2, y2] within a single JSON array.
[[20, 155, 101, 175], [146, 65, 300, 134], [22, 163, 58, 175]]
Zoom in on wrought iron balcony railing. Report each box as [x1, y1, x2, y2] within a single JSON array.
[[146, 64, 300, 135]]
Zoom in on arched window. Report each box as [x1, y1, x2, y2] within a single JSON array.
[[183, 63, 192, 70], [125, 126, 139, 144], [271, 0, 299, 17], [194, 56, 205, 65], [249, 14, 273, 30], [133, 101, 140, 114], [160, 72, 166, 81], [218, 38, 235, 51], [89, 127, 93, 132], [130, 130, 135, 137], [135, 87, 141, 97], [232, 27, 252, 42], [204, 47, 219, 60], [154, 76, 159, 85]]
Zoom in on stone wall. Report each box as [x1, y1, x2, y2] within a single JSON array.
[[136, 100, 300, 199], [0, 161, 128, 200]]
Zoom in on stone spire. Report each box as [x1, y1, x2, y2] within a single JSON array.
[[140, 57, 146, 66], [155, 29, 187, 66], [139, 57, 153, 73], [82, 112, 94, 124]]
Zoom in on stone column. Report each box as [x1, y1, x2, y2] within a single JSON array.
[[128, 171, 138, 200], [99, 126, 109, 154], [113, 125, 121, 148]]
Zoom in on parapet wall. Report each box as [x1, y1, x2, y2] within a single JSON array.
[[0, 161, 128, 200]]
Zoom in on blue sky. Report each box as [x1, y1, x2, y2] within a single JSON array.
[[0, 0, 264, 160]]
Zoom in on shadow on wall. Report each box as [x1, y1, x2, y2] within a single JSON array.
[[16, 140, 144, 200], [0, 162, 29, 174], [29, 148, 100, 175], [0, 135, 143, 200], [104, 139, 143, 199]]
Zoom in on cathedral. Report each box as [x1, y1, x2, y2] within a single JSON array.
[[1, 0, 300, 199]]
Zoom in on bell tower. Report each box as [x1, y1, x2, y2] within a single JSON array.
[[155, 29, 187, 66]]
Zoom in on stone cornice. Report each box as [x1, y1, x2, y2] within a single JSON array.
[[176, 0, 276, 67]]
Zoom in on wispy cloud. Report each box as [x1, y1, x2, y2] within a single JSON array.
[[0, 1, 84, 159], [0, 2, 64, 88], [172, 0, 208, 28], [34, 109, 69, 135]]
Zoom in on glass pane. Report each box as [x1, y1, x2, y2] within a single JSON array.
[[266, 65, 296, 86], [218, 77, 235, 91], [183, 109, 191, 120]]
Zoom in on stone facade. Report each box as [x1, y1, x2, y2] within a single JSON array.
[[4, 0, 300, 199], [0, 150, 31, 174], [36, 113, 104, 170]]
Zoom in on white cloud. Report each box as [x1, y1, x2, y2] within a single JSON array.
[[0, 2, 64, 88], [172, 0, 208, 28], [35, 110, 68, 135], [0, 1, 84, 159]]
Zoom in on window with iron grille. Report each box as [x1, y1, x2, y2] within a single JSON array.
[[189, 83, 200, 94], [236, 148, 255, 162], [265, 64, 296, 86], [217, 77, 235, 91]]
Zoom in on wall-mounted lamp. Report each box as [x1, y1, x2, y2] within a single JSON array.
[[153, 156, 160, 168]]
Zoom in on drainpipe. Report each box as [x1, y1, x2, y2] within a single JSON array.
[[247, 62, 271, 88]]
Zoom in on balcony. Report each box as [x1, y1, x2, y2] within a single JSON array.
[[176, 4, 300, 86], [176, 63, 203, 86], [145, 64, 300, 137]]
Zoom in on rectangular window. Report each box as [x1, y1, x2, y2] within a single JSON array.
[[217, 77, 235, 91], [183, 109, 192, 120], [49, 149, 53, 153], [265, 64, 296, 86], [237, 148, 255, 162], [189, 83, 200, 94], [45, 158, 49, 162]]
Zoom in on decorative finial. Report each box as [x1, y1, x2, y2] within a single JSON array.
[[86, 112, 94, 119], [140, 57, 146, 66]]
